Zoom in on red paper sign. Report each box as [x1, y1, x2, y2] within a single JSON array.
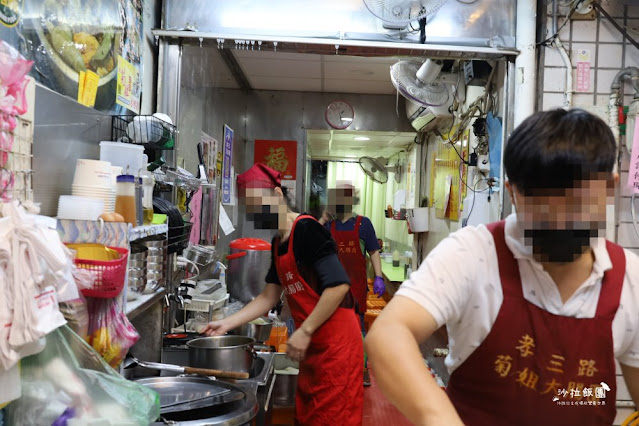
[[254, 140, 297, 180]]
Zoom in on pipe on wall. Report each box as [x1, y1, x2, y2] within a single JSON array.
[[514, 0, 538, 127], [551, 0, 574, 108], [608, 67, 639, 149]]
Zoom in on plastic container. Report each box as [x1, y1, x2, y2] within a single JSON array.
[[99, 141, 145, 176], [72, 159, 113, 189], [114, 174, 137, 225], [57, 195, 104, 220]]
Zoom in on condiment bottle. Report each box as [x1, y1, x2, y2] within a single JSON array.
[[392, 249, 400, 267], [140, 169, 155, 225], [114, 174, 137, 225]]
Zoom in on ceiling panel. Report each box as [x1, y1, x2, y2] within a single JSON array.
[[249, 76, 322, 92], [308, 130, 416, 160], [238, 58, 322, 79], [324, 78, 394, 95]]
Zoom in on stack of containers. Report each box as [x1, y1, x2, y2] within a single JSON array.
[[71, 159, 116, 213], [128, 243, 148, 293], [57, 196, 104, 220], [140, 235, 167, 290]]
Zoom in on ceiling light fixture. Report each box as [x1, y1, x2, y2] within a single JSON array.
[[354, 136, 370, 141]]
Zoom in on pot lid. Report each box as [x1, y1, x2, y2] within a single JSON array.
[[229, 238, 271, 251], [135, 376, 245, 414]]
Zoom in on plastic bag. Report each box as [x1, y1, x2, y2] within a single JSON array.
[[86, 299, 139, 368], [5, 325, 159, 425], [58, 265, 94, 339]]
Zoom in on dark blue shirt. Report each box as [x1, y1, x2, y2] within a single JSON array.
[[324, 215, 381, 255]]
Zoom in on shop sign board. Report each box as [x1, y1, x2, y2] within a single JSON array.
[[222, 125, 234, 204]]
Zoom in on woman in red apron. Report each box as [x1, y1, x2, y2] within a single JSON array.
[[202, 163, 363, 425]]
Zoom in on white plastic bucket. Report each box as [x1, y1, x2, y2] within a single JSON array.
[[407, 207, 429, 233], [99, 142, 145, 175]]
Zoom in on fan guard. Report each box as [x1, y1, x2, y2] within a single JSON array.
[[359, 156, 389, 184], [363, 0, 447, 26], [391, 61, 450, 107]]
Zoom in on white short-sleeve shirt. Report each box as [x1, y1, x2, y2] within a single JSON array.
[[396, 214, 639, 374]]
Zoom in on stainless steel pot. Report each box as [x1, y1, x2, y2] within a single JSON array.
[[226, 238, 271, 303], [232, 318, 273, 343], [187, 336, 256, 374]]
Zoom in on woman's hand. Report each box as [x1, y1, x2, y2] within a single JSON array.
[[199, 319, 232, 336], [286, 328, 312, 362]]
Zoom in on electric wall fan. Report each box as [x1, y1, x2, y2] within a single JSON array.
[[359, 156, 405, 184], [362, 0, 447, 41], [391, 58, 462, 132]]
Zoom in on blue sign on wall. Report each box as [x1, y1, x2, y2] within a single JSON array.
[[222, 124, 234, 204]]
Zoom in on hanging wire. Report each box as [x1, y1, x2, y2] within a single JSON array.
[[539, 1, 579, 46]]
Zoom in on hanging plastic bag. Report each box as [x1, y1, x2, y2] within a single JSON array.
[[86, 299, 139, 368], [5, 325, 159, 426]]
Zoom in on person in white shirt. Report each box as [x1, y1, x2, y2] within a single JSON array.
[[365, 108, 639, 425]]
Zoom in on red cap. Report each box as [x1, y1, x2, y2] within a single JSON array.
[[237, 163, 282, 190]]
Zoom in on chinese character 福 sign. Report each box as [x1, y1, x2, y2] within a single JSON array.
[[254, 140, 297, 180]]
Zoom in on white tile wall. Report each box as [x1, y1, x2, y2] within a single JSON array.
[[597, 44, 624, 69], [599, 19, 625, 43], [598, 69, 623, 93], [540, 5, 639, 422]]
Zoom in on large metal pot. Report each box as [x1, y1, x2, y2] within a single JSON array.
[[226, 238, 271, 303], [187, 336, 256, 374]]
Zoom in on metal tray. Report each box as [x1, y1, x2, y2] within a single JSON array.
[[135, 376, 245, 414]]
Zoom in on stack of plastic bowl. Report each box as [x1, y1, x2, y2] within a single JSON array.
[[140, 235, 167, 291], [57, 196, 104, 221], [129, 243, 148, 294], [71, 159, 116, 213]]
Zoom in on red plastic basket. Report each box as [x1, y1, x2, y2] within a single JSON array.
[[73, 246, 129, 298]]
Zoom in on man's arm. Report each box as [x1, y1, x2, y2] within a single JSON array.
[[368, 249, 382, 277], [365, 295, 464, 425], [620, 363, 639, 408]]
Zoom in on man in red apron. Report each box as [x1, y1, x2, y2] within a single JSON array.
[[201, 163, 363, 425], [320, 183, 384, 386], [365, 109, 639, 425]]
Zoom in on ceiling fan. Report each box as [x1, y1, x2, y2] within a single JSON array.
[[362, 0, 448, 42]]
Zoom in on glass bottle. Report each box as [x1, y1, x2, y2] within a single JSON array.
[[140, 170, 155, 225], [114, 174, 137, 225]]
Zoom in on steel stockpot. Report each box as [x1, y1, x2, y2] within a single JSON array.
[[226, 238, 271, 303], [187, 335, 256, 374]]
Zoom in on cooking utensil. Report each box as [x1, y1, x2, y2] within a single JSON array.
[[226, 238, 271, 303], [187, 336, 256, 374], [134, 376, 250, 415], [123, 356, 249, 379]]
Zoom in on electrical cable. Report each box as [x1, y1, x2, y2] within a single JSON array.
[[465, 178, 491, 224], [539, 1, 579, 46]]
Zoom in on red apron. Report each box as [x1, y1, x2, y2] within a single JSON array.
[[331, 216, 368, 314], [275, 215, 363, 425], [446, 220, 623, 426]]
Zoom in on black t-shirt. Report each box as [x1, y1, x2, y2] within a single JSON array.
[[265, 217, 353, 306]]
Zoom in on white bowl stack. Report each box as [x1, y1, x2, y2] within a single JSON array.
[[71, 159, 116, 213]]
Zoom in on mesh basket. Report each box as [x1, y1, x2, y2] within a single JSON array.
[[73, 246, 129, 298]]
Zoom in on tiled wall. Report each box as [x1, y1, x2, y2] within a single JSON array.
[[539, 2, 639, 424]]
